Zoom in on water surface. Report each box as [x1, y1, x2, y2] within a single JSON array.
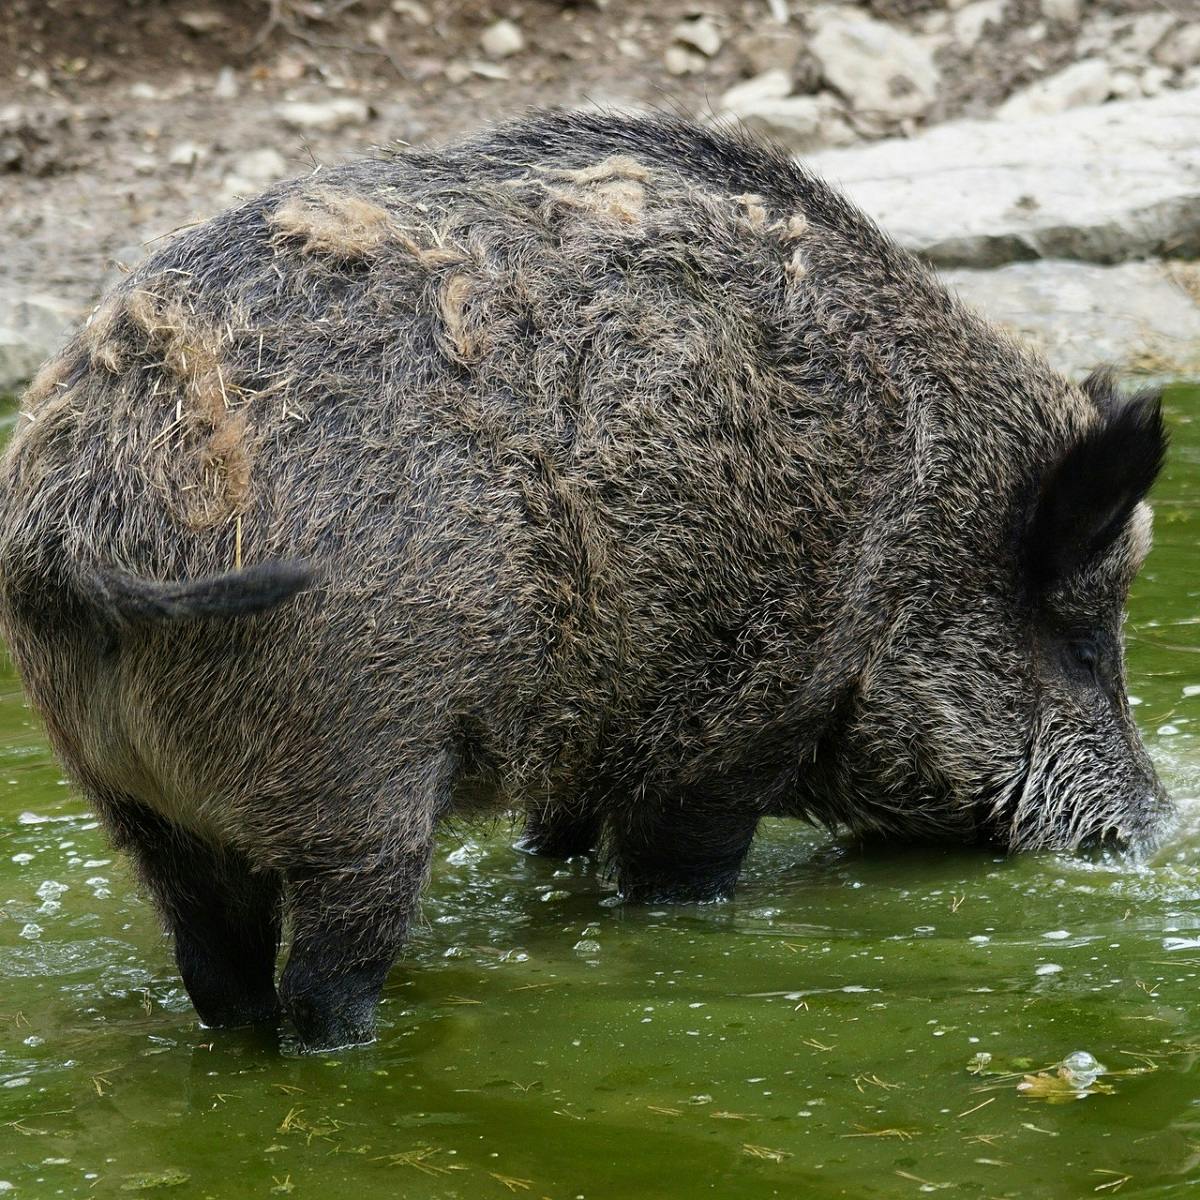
[[1, 385, 1197, 1199]]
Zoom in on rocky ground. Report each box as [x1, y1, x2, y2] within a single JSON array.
[[1, 0, 1199, 390]]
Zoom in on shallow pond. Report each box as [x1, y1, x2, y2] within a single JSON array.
[[1, 385, 1197, 1200]]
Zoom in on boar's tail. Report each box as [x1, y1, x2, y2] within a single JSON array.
[[84, 561, 317, 624]]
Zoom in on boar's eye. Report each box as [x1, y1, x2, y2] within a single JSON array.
[[1067, 638, 1100, 675]]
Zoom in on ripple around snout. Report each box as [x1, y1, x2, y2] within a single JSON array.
[[0, 385, 1196, 1199]]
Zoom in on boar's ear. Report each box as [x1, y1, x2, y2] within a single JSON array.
[[1026, 375, 1166, 591]]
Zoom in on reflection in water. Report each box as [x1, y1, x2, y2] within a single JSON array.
[[0, 384, 1196, 1198]]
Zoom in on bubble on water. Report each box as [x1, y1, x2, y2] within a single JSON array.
[[687, 1094, 713, 1105], [1184, 685, 1200, 699], [1042, 930, 1071, 940], [19, 923, 42, 940], [1060, 1050, 1106, 1089], [23, 1035, 43, 1047], [11, 853, 33, 864], [540, 890, 571, 903], [1036, 963, 1063, 976], [573, 940, 601, 956], [1159, 725, 1182, 736], [39, 883, 65, 901]]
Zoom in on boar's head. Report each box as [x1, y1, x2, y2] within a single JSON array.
[[804, 372, 1170, 856]]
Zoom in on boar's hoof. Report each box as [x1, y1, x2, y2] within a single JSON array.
[[617, 864, 742, 905], [192, 991, 282, 1032], [280, 961, 392, 1053], [516, 807, 602, 859], [284, 994, 379, 1053]]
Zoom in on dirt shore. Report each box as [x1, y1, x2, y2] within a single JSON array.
[[2, 0, 1198, 388]]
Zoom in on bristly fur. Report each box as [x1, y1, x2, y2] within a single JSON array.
[[0, 109, 1169, 1050], [1026, 372, 1166, 592]]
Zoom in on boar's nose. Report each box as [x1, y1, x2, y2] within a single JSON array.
[[1076, 786, 1174, 860]]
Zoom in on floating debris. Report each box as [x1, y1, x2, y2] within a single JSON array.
[[742, 1143, 792, 1162], [119, 1169, 190, 1192], [1018, 1052, 1114, 1103]]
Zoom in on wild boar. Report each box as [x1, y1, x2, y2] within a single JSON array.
[[0, 111, 1168, 1050]]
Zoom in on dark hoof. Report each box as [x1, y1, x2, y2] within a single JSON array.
[[618, 868, 740, 905], [285, 1004, 378, 1053], [192, 992, 281, 1031]]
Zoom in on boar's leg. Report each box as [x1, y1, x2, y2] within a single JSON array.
[[99, 797, 282, 1028], [517, 805, 602, 858], [277, 791, 443, 1052], [279, 852, 431, 1052], [612, 798, 760, 904]]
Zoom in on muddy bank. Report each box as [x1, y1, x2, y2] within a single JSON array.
[[2, 0, 1199, 389]]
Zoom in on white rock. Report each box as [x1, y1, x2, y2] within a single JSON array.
[[1140, 65, 1173, 97], [809, 8, 940, 119], [673, 15, 722, 58], [276, 97, 371, 132], [952, 0, 1004, 47], [1118, 12, 1177, 58], [167, 140, 207, 167], [1155, 22, 1200, 70], [717, 93, 848, 151], [1040, 0, 1080, 24], [480, 18, 524, 60], [739, 28, 805, 75], [212, 66, 239, 99], [941, 260, 1200, 380], [178, 9, 225, 33], [808, 89, 1200, 267], [230, 147, 289, 185], [0, 292, 86, 393], [391, 0, 431, 24], [995, 58, 1112, 119], [1108, 70, 1141, 99], [220, 147, 292, 203], [467, 60, 510, 80], [719, 68, 793, 112], [663, 45, 706, 75]]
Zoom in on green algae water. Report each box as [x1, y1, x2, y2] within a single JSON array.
[[1, 385, 1197, 1200]]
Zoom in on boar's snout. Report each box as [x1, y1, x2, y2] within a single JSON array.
[[990, 729, 1172, 859]]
